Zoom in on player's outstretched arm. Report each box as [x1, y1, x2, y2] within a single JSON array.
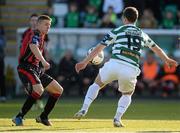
[[29, 44, 50, 70], [83, 44, 106, 64], [75, 44, 106, 73], [150, 45, 178, 68]]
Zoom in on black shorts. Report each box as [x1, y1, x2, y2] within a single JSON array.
[[17, 63, 53, 94]]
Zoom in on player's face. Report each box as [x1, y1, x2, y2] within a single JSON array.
[[30, 16, 38, 30], [38, 20, 51, 34]]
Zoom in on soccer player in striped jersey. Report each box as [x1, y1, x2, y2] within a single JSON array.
[[74, 7, 178, 127], [21, 14, 38, 42], [12, 15, 63, 126], [21, 13, 45, 111]]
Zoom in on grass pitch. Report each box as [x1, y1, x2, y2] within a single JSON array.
[[0, 97, 180, 132]]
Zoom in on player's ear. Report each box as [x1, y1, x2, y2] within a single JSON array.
[[124, 17, 128, 23], [121, 16, 126, 23]]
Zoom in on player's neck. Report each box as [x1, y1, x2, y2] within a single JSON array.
[[124, 22, 135, 25], [38, 30, 45, 36], [31, 28, 36, 31]]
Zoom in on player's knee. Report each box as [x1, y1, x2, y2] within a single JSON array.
[[52, 82, 63, 95], [31, 84, 44, 99], [50, 86, 63, 99], [122, 91, 134, 95], [95, 82, 104, 89], [31, 88, 44, 99], [95, 74, 105, 88], [56, 85, 63, 94]]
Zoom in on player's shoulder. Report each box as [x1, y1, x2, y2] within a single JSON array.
[[23, 28, 31, 34], [22, 28, 32, 38], [111, 24, 142, 34], [110, 25, 125, 34], [30, 30, 41, 44], [30, 30, 40, 40], [141, 30, 150, 39]]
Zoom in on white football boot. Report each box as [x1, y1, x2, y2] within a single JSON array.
[[113, 118, 124, 127], [74, 110, 87, 120]]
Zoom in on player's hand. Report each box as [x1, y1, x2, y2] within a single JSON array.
[[75, 61, 88, 73], [42, 61, 50, 70], [165, 58, 178, 68]]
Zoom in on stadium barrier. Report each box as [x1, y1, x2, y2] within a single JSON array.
[[14, 28, 180, 95]]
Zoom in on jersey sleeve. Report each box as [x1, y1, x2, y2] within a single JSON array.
[[142, 32, 157, 48], [100, 30, 117, 46], [30, 31, 40, 45]]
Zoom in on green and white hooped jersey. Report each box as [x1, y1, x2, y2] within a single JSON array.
[[101, 24, 156, 67]]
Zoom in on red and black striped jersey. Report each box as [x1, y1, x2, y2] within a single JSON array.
[[21, 28, 31, 42], [19, 30, 46, 66], [21, 28, 49, 43]]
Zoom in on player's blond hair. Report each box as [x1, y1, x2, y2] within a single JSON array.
[[37, 15, 52, 23]]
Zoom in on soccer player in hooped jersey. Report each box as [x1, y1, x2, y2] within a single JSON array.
[[12, 15, 63, 126], [74, 7, 178, 127], [21, 14, 38, 42]]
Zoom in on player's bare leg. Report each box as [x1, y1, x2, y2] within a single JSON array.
[[12, 84, 44, 126], [36, 80, 63, 126]]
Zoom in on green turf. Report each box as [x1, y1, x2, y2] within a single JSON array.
[[1, 119, 180, 132], [0, 98, 180, 132]]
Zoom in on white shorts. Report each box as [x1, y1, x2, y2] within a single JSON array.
[[99, 59, 141, 93]]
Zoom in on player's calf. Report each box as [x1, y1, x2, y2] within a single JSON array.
[[37, 92, 61, 126]]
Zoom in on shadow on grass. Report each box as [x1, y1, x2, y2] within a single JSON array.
[[0, 128, 41, 132], [53, 119, 104, 122], [1, 127, 107, 132]]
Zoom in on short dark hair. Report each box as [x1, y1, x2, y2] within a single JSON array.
[[30, 13, 38, 18], [37, 15, 52, 23], [122, 7, 138, 23]]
